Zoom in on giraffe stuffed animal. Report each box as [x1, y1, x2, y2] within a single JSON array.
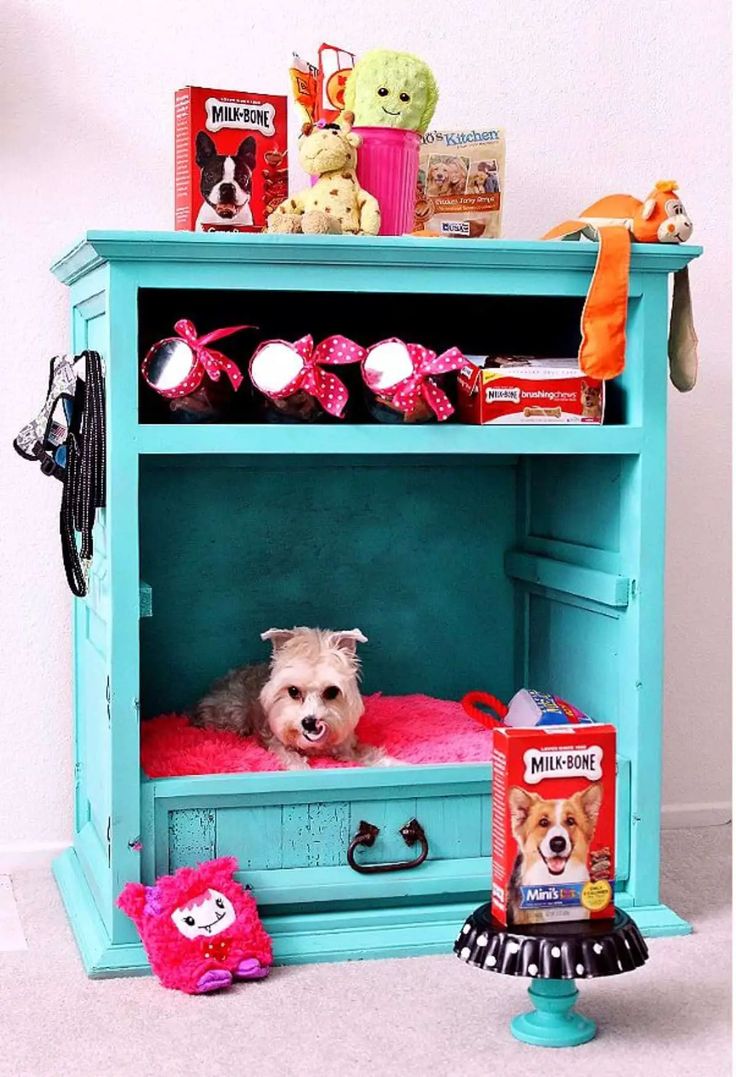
[[267, 113, 380, 236]]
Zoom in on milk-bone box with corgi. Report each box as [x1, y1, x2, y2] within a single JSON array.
[[492, 724, 616, 926], [175, 86, 288, 232]]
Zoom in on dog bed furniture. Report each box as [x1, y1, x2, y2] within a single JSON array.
[[50, 231, 700, 976]]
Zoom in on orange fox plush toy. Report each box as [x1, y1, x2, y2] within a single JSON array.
[[544, 181, 698, 390]]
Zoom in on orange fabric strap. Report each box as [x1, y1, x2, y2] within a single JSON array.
[[579, 225, 631, 380]]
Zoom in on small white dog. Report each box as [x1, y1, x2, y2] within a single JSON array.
[[192, 627, 394, 770]]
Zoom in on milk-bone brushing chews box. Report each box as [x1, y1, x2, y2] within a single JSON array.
[[175, 87, 288, 232], [457, 360, 605, 424], [492, 724, 616, 926]]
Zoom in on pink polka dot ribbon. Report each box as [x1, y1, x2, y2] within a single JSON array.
[[250, 335, 367, 417], [365, 339, 467, 421], [142, 319, 253, 399]]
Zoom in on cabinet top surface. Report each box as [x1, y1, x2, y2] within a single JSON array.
[[51, 230, 702, 285]]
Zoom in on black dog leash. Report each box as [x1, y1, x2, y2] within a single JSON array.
[[60, 352, 106, 597]]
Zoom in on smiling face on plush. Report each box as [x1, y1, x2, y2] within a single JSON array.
[[631, 181, 693, 244], [171, 888, 236, 939], [343, 50, 438, 134]]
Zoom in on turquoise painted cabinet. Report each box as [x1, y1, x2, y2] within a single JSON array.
[[50, 232, 700, 976]]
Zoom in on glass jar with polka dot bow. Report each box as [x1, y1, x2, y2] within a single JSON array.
[[361, 338, 466, 423], [248, 334, 367, 422], [141, 319, 255, 423]]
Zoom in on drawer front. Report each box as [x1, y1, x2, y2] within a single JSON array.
[[144, 770, 492, 912], [143, 759, 630, 913]]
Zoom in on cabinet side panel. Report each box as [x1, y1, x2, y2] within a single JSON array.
[[70, 278, 114, 924]]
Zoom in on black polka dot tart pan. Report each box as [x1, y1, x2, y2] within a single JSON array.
[[454, 904, 649, 980]]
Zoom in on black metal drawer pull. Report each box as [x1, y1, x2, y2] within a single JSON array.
[[347, 818, 429, 874]]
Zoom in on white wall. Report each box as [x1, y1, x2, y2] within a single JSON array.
[[1, 0, 730, 865]]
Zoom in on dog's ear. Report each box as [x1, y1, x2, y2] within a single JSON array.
[[508, 786, 535, 832], [261, 628, 297, 653], [576, 783, 603, 829], [330, 629, 368, 654], [195, 131, 217, 166], [236, 136, 257, 170]]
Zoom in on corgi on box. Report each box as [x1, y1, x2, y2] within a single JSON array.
[[492, 724, 616, 926]]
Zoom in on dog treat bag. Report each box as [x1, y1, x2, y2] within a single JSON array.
[[492, 724, 616, 927], [289, 44, 355, 124], [414, 128, 505, 238]]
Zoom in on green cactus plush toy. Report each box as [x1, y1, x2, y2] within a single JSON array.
[[342, 49, 438, 135]]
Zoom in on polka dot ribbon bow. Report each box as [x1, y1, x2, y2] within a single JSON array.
[[143, 319, 252, 400], [377, 341, 466, 421], [251, 335, 367, 417]]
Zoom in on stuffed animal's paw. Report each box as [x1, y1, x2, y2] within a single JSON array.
[[267, 212, 303, 234], [301, 210, 342, 235], [234, 958, 271, 981], [195, 968, 234, 994]]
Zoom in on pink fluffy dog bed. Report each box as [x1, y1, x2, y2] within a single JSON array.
[[141, 694, 492, 778]]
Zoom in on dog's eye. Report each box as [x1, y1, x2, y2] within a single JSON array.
[[322, 686, 341, 701], [538, 818, 550, 828], [399, 92, 410, 102], [565, 816, 576, 827], [377, 87, 389, 97], [215, 898, 224, 909], [184, 915, 195, 926], [287, 686, 301, 700]]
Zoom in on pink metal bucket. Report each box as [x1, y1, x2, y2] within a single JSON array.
[[352, 127, 421, 236]]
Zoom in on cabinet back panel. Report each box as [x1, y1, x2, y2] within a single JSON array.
[[527, 593, 621, 725], [139, 457, 518, 715], [528, 456, 622, 552]]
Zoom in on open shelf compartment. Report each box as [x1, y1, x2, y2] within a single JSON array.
[[136, 450, 635, 918]]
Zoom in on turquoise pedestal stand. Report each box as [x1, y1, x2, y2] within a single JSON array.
[[511, 978, 596, 1047], [454, 905, 648, 1048]]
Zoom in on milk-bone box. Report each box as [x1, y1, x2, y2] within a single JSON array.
[[457, 358, 605, 424], [175, 87, 288, 232], [492, 724, 616, 926]]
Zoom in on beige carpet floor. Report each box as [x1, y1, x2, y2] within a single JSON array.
[[0, 826, 731, 1077]]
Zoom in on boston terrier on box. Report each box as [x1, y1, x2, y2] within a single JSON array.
[[195, 132, 256, 230]]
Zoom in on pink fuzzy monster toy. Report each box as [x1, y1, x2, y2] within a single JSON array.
[[118, 856, 272, 994]]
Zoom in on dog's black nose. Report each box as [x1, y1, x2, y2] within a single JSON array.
[[301, 716, 318, 733], [218, 183, 236, 203], [549, 836, 567, 854]]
